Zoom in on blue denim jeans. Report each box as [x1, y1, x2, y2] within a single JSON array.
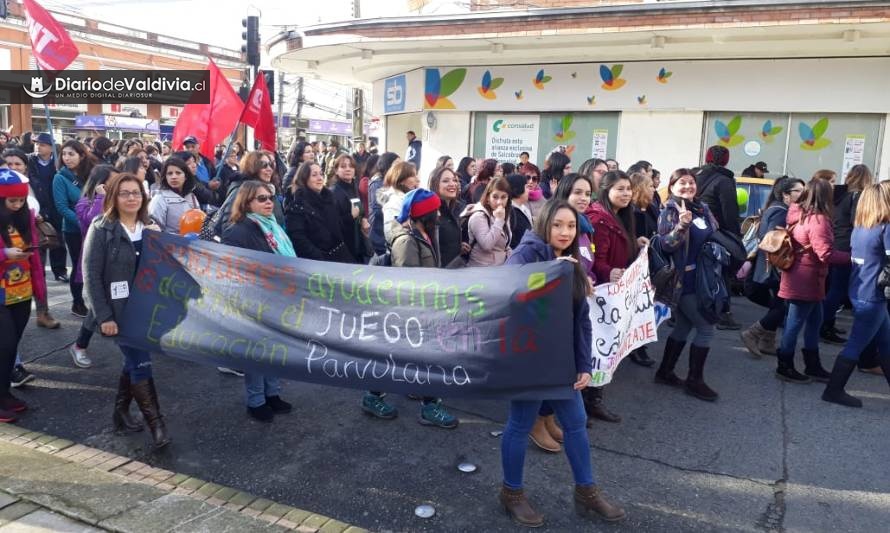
[[120, 345, 152, 383], [779, 300, 823, 355], [821, 265, 851, 329], [669, 294, 715, 347], [244, 373, 281, 408], [839, 300, 890, 362], [501, 392, 594, 490]]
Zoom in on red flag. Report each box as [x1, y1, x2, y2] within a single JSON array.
[[172, 59, 243, 161], [240, 72, 276, 152], [22, 0, 80, 72]]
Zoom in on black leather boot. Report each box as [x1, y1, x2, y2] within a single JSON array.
[[655, 337, 686, 387], [685, 345, 718, 401], [821, 356, 862, 408], [802, 349, 830, 382], [113, 373, 143, 433], [131, 378, 171, 448], [776, 349, 811, 384], [582, 386, 621, 423]]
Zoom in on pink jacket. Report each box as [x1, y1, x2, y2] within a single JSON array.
[[0, 209, 47, 304], [463, 203, 511, 267], [778, 203, 850, 302]]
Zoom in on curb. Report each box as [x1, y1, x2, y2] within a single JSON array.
[[0, 424, 366, 533]]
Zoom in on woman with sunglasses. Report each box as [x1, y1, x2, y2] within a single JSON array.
[[214, 151, 284, 237], [519, 163, 545, 221], [222, 180, 294, 422]]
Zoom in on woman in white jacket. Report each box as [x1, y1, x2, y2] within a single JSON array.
[[379, 161, 420, 245], [148, 157, 201, 235]]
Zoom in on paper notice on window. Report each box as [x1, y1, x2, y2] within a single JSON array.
[[842, 135, 865, 177], [592, 129, 608, 160]]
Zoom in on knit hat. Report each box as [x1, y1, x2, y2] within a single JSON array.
[[397, 188, 441, 223], [0, 169, 29, 198], [35, 132, 54, 146], [505, 174, 528, 198], [705, 145, 730, 167]]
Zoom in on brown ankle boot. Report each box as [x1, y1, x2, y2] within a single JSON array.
[[499, 486, 544, 527], [36, 310, 60, 329], [583, 387, 621, 423], [542, 414, 563, 443], [113, 374, 143, 433], [529, 416, 561, 453], [574, 485, 626, 522], [131, 378, 170, 448]]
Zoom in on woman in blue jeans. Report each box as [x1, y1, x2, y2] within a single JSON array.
[[82, 173, 170, 448], [222, 181, 293, 422], [823, 182, 890, 407], [500, 200, 625, 527], [775, 177, 850, 384]]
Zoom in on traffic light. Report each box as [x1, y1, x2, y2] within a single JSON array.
[[241, 16, 260, 67], [261, 70, 275, 105]]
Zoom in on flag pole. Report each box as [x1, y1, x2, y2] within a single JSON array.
[[36, 65, 61, 169]]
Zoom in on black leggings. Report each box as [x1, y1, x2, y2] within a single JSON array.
[[1, 301, 32, 395], [63, 231, 84, 306], [759, 294, 786, 332]]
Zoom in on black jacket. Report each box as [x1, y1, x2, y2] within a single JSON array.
[[695, 164, 739, 235], [832, 184, 860, 252], [27, 154, 57, 219], [634, 203, 659, 239], [330, 179, 367, 263], [221, 218, 274, 254], [213, 174, 284, 237], [437, 199, 465, 267], [285, 187, 355, 263], [508, 205, 533, 250]]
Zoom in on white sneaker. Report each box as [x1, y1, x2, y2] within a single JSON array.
[[217, 367, 244, 377], [69, 344, 92, 368]]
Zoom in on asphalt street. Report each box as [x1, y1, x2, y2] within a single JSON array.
[[13, 272, 890, 532]]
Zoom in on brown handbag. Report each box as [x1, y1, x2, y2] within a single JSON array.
[[758, 221, 809, 271], [35, 219, 61, 250]]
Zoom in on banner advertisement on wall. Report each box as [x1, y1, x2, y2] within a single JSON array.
[[484, 114, 539, 163]]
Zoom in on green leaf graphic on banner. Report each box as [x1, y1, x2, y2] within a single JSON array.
[[812, 117, 829, 139], [562, 114, 573, 132], [542, 75, 552, 83], [440, 68, 467, 97], [490, 78, 504, 90], [727, 115, 742, 136], [612, 64, 623, 78]]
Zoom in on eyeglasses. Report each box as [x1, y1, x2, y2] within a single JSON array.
[[260, 162, 272, 169], [252, 194, 274, 203], [117, 191, 142, 199]]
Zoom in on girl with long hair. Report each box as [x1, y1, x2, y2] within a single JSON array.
[[464, 176, 512, 267], [0, 169, 47, 422], [456, 156, 477, 191], [740, 178, 805, 357], [774, 177, 850, 384], [428, 165, 466, 267], [284, 162, 354, 263], [541, 151, 571, 199], [82, 173, 169, 448], [148, 157, 201, 235], [465, 158, 497, 204], [500, 199, 625, 527], [367, 152, 401, 258], [328, 154, 369, 263], [53, 140, 96, 319]]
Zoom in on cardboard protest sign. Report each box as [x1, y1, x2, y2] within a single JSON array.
[[588, 247, 659, 386], [118, 232, 578, 400]]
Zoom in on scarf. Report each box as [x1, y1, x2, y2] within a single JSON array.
[[579, 212, 594, 236], [528, 188, 544, 201], [247, 213, 296, 258]]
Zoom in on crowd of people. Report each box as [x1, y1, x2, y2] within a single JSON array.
[[2, 129, 889, 527]]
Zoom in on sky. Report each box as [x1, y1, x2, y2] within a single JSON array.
[[42, 0, 413, 50]]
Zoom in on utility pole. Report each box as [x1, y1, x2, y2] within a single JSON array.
[[277, 74, 285, 149], [351, 0, 365, 148], [295, 77, 304, 138]]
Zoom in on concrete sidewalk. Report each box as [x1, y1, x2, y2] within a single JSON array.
[[0, 425, 364, 533]]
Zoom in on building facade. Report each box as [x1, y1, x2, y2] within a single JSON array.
[[270, 0, 890, 182]]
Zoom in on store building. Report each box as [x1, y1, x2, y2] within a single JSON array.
[[270, 0, 890, 182], [0, 1, 244, 140]]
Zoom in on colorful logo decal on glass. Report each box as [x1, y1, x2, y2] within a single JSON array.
[[424, 68, 467, 109], [532, 69, 552, 90], [714, 115, 745, 147], [637, 95, 647, 105], [760, 120, 783, 143], [553, 114, 576, 143], [657, 68, 673, 84], [586, 95, 595, 106], [799, 118, 831, 150], [514, 90, 523, 100], [599, 64, 626, 90], [477, 70, 504, 100]]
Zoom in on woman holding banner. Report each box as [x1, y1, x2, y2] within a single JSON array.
[[500, 200, 625, 527], [585, 170, 646, 422], [222, 181, 295, 422], [81, 173, 170, 448], [654, 169, 720, 401]]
